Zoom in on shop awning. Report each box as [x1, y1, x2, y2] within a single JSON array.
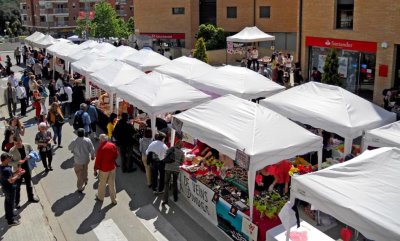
[[190, 65, 285, 99], [89, 62, 145, 94], [260, 82, 396, 154], [71, 53, 116, 76], [25, 31, 45, 45], [114, 72, 212, 116], [226, 26, 275, 43], [363, 121, 400, 150], [123, 49, 171, 72], [291, 147, 400, 241], [107, 45, 138, 61], [154, 56, 215, 83]]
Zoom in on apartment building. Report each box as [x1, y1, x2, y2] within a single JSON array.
[[20, 0, 134, 36], [300, 0, 400, 103], [134, 0, 298, 50]]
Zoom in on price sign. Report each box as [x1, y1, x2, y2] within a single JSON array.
[[235, 149, 250, 170], [172, 117, 183, 132], [242, 217, 258, 241]]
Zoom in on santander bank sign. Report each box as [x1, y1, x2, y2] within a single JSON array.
[[306, 36, 377, 53]]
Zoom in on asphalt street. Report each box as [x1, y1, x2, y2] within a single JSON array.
[[0, 44, 222, 241]]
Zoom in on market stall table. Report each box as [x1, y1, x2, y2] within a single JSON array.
[[267, 220, 335, 241]]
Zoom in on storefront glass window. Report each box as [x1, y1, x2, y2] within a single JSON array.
[[309, 47, 376, 100]]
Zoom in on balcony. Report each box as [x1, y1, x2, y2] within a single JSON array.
[[21, 9, 28, 15], [39, 0, 68, 2], [116, 10, 126, 16], [116, 0, 127, 4], [79, 0, 101, 2], [54, 8, 69, 14]]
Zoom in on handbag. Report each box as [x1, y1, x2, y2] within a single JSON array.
[[58, 87, 68, 101], [163, 148, 176, 164]]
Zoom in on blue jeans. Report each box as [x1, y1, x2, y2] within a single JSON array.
[[62, 102, 71, 117], [52, 124, 63, 145], [2, 187, 16, 223]]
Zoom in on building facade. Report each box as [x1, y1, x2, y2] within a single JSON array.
[[300, 0, 400, 103], [20, 0, 134, 37], [134, 0, 298, 50]]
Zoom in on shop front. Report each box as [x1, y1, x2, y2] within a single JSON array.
[[306, 36, 377, 100], [140, 33, 186, 49]]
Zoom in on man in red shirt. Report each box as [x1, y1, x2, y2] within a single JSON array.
[[265, 160, 292, 196], [94, 134, 118, 204]]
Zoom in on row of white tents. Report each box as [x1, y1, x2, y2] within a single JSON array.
[[26, 32, 400, 241]]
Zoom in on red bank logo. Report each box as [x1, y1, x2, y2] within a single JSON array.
[[325, 40, 331, 46]]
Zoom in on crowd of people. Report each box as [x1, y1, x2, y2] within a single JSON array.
[[0, 45, 188, 227]]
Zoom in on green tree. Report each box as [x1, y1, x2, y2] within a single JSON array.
[[75, 0, 133, 39], [193, 38, 208, 63], [127, 16, 135, 33], [322, 48, 342, 86], [196, 24, 226, 50]]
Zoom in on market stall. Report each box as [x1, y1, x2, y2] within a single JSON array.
[[30, 34, 57, 49], [78, 40, 99, 49], [88, 61, 145, 127], [107, 45, 138, 61], [25, 31, 45, 46], [173, 95, 323, 241], [91, 42, 116, 53], [154, 56, 215, 83], [114, 72, 212, 138], [66, 47, 100, 63], [362, 120, 400, 150], [261, 82, 396, 155], [71, 53, 117, 99], [290, 147, 400, 241], [190, 65, 285, 99], [123, 49, 171, 72]]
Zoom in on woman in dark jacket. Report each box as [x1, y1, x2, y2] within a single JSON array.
[[71, 80, 85, 114]]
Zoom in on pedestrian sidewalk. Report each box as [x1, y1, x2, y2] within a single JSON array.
[[0, 104, 59, 241]]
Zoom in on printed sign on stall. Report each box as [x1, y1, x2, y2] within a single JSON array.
[[242, 217, 258, 241], [235, 149, 250, 170], [180, 171, 218, 225]]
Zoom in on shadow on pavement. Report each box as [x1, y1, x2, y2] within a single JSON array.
[[60, 157, 74, 170], [51, 192, 85, 217], [76, 201, 114, 234], [32, 170, 49, 185]]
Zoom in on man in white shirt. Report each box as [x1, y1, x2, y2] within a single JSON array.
[[251, 47, 259, 71], [8, 72, 18, 87], [16, 81, 27, 116], [146, 132, 168, 194], [58, 82, 73, 117]]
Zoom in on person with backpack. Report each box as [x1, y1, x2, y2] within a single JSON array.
[[146, 132, 168, 195], [73, 103, 91, 137], [58, 81, 73, 118], [162, 140, 184, 205]]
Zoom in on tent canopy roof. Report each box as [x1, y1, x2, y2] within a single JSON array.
[[115, 72, 211, 116], [190, 65, 285, 99], [89, 62, 145, 93], [364, 121, 400, 148], [47, 41, 75, 56], [67, 47, 99, 62], [291, 147, 400, 241], [92, 42, 116, 53], [107, 45, 138, 61], [261, 82, 396, 139], [25, 32, 45, 44], [226, 26, 275, 43], [174, 94, 322, 171], [71, 53, 115, 76], [79, 40, 99, 48], [124, 49, 171, 72], [154, 56, 215, 83], [32, 34, 56, 48]]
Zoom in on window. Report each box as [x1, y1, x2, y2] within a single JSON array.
[[336, 0, 354, 29], [227, 7, 237, 18], [40, 16, 46, 22], [172, 7, 185, 15], [260, 6, 271, 18]]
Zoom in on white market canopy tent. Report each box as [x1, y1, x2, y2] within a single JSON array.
[[190, 65, 285, 99], [115, 72, 212, 138], [89, 62, 145, 94], [124, 49, 171, 72], [47, 41, 75, 56], [79, 40, 99, 49], [71, 53, 115, 76], [107, 45, 138, 61], [92, 42, 116, 53], [291, 147, 400, 241], [261, 82, 397, 155], [66, 47, 99, 62], [363, 121, 400, 150], [154, 56, 215, 83], [67, 35, 81, 41], [173, 94, 323, 219], [25, 32, 45, 45], [226, 26, 275, 43], [31, 34, 57, 48]]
